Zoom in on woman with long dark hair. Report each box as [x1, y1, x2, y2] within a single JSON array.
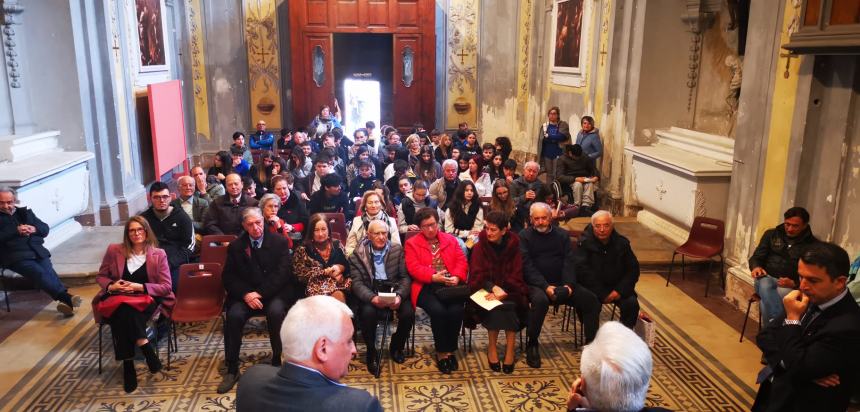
[[93, 216, 174, 393], [288, 149, 312, 180], [459, 155, 493, 198], [414, 145, 442, 182], [486, 152, 505, 182], [494, 136, 513, 162], [444, 180, 484, 248], [293, 213, 350, 302], [207, 150, 232, 185]]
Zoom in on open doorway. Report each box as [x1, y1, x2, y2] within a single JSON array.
[[333, 33, 393, 135]]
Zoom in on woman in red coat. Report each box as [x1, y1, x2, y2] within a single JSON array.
[[467, 211, 528, 374], [404, 207, 468, 374], [93, 216, 175, 393]]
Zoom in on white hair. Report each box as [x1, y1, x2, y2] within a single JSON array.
[[591, 210, 613, 225], [177, 175, 194, 185], [580, 322, 652, 412], [259, 193, 281, 209], [524, 161, 540, 171], [529, 201, 552, 216], [281, 295, 354, 362], [0, 185, 16, 199], [442, 159, 458, 170], [241, 207, 263, 222], [367, 219, 389, 233]]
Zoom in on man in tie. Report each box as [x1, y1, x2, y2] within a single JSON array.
[[203, 173, 259, 236], [218, 207, 297, 394], [753, 241, 860, 412]]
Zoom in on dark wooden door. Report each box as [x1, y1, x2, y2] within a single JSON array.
[[289, 0, 435, 131]]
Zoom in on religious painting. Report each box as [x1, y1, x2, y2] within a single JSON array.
[[553, 0, 584, 69], [135, 0, 167, 71], [550, 0, 592, 87]]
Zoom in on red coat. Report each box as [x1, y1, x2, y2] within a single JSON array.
[[465, 231, 529, 329], [404, 231, 468, 308], [93, 244, 176, 322]]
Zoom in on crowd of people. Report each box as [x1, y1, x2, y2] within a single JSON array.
[[2, 108, 859, 411]]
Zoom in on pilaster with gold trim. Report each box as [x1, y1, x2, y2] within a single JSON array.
[[445, 0, 479, 130], [185, 0, 210, 141]]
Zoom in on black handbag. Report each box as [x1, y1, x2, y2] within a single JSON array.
[[434, 284, 470, 302]]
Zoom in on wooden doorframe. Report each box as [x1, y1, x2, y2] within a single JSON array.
[[288, 0, 435, 131]]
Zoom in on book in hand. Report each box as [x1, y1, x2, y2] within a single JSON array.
[[377, 292, 398, 305], [470, 290, 503, 311]]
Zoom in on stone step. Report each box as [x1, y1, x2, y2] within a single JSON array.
[[0, 130, 61, 163]]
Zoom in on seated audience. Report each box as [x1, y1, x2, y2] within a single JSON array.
[[293, 214, 351, 303], [536, 185, 579, 223], [219, 208, 297, 394], [259, 194, 291, 241], [93, 216, 174, 393], [190, 165, 221, 202], [231, 131, 254, 165], [397, 180, 437, 234], [480, 143, 496, 165], [307, 104, 343, 137], [370, 181, 399, 218], [414, 145, 442, 182], [444, 181, 484, 248], [141, 182, 193, 289], [510, 161, 544, 212], [0, 186, 81, 316], [172, 175, 210, 233], [349, 160, 378, 200], [309, 173, 353, 220], [434, 133, 454, 164], [390, 175, 413, 207], [231, 147, 252, 177], [521, 202, 600, 368], [429, 159, 460, 210], [404, 208, 468, 374], [566, 322, 668, 412], [203, 173, 259, 236], [495, 136, 512, 162], [558, 144, 599, 213], [271, 175, 307, 236], [384, 159, 411, 200], [345, 191, 400, 256], [404, 134, 422, 170], [466, 211, 528, 374], [299, 154, 334, 201], [348, 220, 413, 375], [460, 131, 481, 159], [749, 206, 816, 326], [346, 145, 377, 186], [486, 152, 505, 182], [288, 147, 313, 181], [753, 242, 860, 412], [457, 156, 469, 175], [502, 159, 519, 183], [236, 295, 382, 412], [208, 150, 233, 187], [489, 179, 525, 233], [575, 211, 641, 328], [242, 176, 259, 200], [250, 151, 276, 197], [249, 120, 274, 151], [459, 155, 493, 198], [275, 128, 291, 151]]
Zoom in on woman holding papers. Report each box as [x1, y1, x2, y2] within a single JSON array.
[[466, 211, 528, 374]]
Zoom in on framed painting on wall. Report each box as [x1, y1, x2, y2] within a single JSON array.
[[550, 0, 593, 87], [135, 0, 168, 72]]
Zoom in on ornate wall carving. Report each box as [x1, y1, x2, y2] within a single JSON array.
[[1, 0, 24, 88], [445, 0, 478, 129], [185, 0, 210, 141]]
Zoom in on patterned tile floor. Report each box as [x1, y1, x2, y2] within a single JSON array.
[[0, 274, 758, 411]]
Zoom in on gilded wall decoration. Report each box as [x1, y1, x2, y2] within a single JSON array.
[[244, 0, 281, 129], [445, 0, 479, 129], [185, 0, 210, 141], [516, 0, 533, 112]]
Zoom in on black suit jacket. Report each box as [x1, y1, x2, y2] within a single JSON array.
[[0, 207, 51, 266], [753, 292, 860, 412], [236, 362, 382, 412], [222, 232, 296, 303]]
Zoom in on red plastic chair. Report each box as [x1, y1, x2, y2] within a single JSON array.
[[200, 235, 237, 268], [664, 216, 725, 297], [170, 263, 226, 351], [321, 213, 348, 243]]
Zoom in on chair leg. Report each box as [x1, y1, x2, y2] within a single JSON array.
[[560, 305, 568, 332], [376, 313, 390, 379], [740, 299, 753, 343], [467, 327, 473, 353], [98, 323, 103, 374], [681, 254, 686, 280], [611, 303, 619, 321], [572, 309, 580, 347], [410, 321, 416, 357], [666, 252, 677, 287], [720, 254, 726, 290]]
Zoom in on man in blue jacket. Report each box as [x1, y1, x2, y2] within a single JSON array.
[[0, 186, 81, 316], [250, 119, 274, 151]]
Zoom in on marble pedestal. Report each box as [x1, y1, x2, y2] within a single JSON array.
[[0, 131, 94, 250], [625, 127, 734, 245]]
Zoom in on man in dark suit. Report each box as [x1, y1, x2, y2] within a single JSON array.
[[0, 186, 81, 316], [218, 207, 296, 394], [753, 241, 860, 412], [236, 295, 382, 412], [203, 173, 258, 236]]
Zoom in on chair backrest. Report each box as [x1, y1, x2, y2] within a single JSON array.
[[322, 213, 348, 244], [354, 198, 363, 216], [172, 263, 226, 323], [568, 230, 582, 251], [687, 216, 725, 251], [200, 234, 237, 267], [404, 230, 421, 242]]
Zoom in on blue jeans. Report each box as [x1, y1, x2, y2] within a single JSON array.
[[754, 275, 792, 326], [7, 257, 68, 301]]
